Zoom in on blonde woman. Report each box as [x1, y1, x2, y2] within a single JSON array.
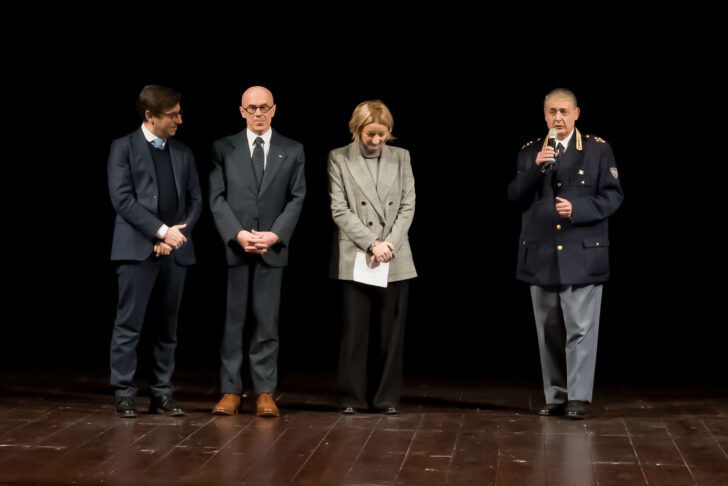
[[328, 100, 416, 415]]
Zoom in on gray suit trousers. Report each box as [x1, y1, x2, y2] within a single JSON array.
[[220, 259, 283, 395], [530, 284, 603, 403]]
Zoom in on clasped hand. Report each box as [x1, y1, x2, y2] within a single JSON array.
[[237, 229, 279, 254]]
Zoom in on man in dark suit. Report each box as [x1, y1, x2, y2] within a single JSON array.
[[108, 85, 202, 418], [508, 88, 623, 419], [209, 86, 305, 417]]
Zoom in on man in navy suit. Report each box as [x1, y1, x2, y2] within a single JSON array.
[[209, 86, 305, 417], [108, 85, 202, 418]]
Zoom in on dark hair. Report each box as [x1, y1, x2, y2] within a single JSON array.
[[136, 85, 181, 122]]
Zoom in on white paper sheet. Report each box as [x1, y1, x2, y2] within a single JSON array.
[[353, 252, 389, 288]]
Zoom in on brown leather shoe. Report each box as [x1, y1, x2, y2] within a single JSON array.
[[256, 393, 280, 417], [212, 394, 241, 415]]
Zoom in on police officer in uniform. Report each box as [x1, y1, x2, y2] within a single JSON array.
[[507, 88, 623, 419]]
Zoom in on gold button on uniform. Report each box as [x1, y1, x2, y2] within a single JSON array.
[[556, 224, 562, 230], [557, 182, 562, 187], [557, 245, 564, 251]]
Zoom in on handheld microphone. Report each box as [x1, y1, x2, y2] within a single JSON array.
[[542, 128, 558, 173], [547, 128, 558, 152]]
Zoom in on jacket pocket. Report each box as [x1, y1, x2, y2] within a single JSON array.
[[520, 240, 539, 276], [582, 238, 609, 276]]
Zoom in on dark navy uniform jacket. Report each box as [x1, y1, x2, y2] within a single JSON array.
[[507, 129, 624, 286]]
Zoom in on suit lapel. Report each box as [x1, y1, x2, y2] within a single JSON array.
[[558, 129, 584, 174], [232, 131, 258, 191], [345, 142, 385, 219], [260, 129, 286, 196], [376, 144, 396, 204], [132, 128, 158, 187]]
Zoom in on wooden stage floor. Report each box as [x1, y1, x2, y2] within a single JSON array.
[[0, 369, 726, 485]]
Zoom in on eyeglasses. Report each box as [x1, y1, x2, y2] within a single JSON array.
[[160, 110, 183, 119], [242, 104, 274, 114]]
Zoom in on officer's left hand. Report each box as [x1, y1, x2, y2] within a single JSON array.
[[555, 197, 572, 218]]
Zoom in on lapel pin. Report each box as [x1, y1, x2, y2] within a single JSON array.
[[578, 169, 584, 175]]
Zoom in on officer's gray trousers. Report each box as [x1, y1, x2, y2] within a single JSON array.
[[530, 284, 603, 404]]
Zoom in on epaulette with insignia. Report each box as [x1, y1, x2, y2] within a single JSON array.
[[521, 138, 541, 150], [585, 134, 606, 143]]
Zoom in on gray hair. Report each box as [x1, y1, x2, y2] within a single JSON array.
[[544, 88, 578, 107]]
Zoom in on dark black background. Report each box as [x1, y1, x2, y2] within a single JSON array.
[[4, 24, 724, 391]]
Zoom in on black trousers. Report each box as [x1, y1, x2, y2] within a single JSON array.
[[337, 280, 409, 410], [110, 256, 187, 398], [219, 259, 283, 395]]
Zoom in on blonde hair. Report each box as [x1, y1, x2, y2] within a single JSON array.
[[348, 100, 396, 143]]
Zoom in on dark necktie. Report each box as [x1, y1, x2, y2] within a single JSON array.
[[557, 142, 566, 157], [551, 143, 566, 196], [252, 137, 265, 189]]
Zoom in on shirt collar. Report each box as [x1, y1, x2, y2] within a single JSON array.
[[557, 128, 575, 150], [246, 128, 272, 147], [141, 123, 165, 144]]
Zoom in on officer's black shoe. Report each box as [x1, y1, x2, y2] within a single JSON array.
[[538, 402, 567, 416], [565, 400, 588, 420], [340, 406, 355, 414], [383, 407, 399, 415], [115, 397, 138, 418], [150, 395, 185, 416]]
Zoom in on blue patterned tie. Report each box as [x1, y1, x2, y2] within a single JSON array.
[[151, 138, 166, 150], [252, 137, 265, 190]]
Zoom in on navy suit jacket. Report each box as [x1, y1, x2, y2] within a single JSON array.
[[108, 128, 202, 265], [508, 131, 623, 286], [209, 129, 306, 267]]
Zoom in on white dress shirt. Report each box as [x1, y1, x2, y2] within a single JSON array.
[[246, 128, 272, 169]]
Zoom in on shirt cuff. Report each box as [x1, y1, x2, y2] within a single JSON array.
[[156, 224, 169, 240]]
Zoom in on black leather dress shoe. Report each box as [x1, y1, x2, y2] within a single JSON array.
[[115, 397, 138, 418], [383, 407, 398, 415], [150, 395, 185, 416], [538, 402, 566, 416], [565, 400, 587, 420], [340, 406, 355, 414]]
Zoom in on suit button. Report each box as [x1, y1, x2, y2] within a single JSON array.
[[361, 201, 366, 205], [580, 180, 585, 185], [153, 193, 158, 199], [388, 201, 393, 206], [368, 222, 373, 226], [595, 242, 600, 246], [556, 224, 562, 230], [557, 182, 562, 187], [557, 245, 564, 251]]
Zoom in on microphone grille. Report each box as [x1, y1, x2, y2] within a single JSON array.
[[548, 128, 558, 139]]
